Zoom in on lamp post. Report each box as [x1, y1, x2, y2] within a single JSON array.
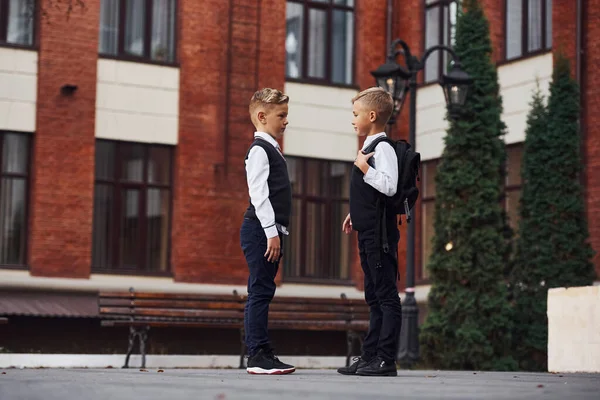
[[371, 39, 472, 368]]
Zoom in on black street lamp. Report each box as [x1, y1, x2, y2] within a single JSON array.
[[371, 39, 472, 368]]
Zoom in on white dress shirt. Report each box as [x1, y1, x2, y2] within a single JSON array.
[[245, 131, 289, 239], [361, 132, 398, 196]]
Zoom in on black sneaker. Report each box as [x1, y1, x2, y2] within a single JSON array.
[[246, 348, 295, 375], [356, 356, 397, 377], [337, 356, 369, 375]]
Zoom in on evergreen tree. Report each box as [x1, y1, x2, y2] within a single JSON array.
[[511, 55, 596, 371], [419, 0, 516, 370]]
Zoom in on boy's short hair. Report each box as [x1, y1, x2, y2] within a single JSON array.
[[352, 87, 394, 124], [249, 88, 289, 122]]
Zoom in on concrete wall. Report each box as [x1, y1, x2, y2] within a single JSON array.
[[95, 59, 180, 144], [283, 82, 357, 162], [547, 285, 600, 373], [0, 48, 37, 132]]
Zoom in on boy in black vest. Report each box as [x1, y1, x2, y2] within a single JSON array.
[[337, 87, 402, 377], [241, 88, 295, 375]]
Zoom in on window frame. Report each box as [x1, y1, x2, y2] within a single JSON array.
[[0, 130, 31, 270], [0, 0, 37, 50], [418, 158, 438, 282], [98, 0, 179, 67], [423, 0, 460, 84], [282, 155, 354, 285], [92, 139, 174, 276], [285, 0, 357, 88], [504, 0, 552, 62]]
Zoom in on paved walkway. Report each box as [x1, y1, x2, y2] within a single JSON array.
[[1, 368, 599, 400]]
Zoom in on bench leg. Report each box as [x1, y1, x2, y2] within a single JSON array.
[[123, 326, 150, 369], [123, 326, 137, 369], [239, 327, 246, 369], [346, 330, 353, 367], [346, 330, 364, 367], [139, 327, 149, 369]]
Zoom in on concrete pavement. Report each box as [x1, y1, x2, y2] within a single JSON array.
[[1, 368, 599, 400]]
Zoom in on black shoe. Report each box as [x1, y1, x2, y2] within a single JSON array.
[[337, 356, 370, 375], [246, 348, 295, 375], [356, 356, 397, 377]]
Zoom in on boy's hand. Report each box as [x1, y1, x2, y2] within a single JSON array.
[[354, 150, 374, 174], [342, 213, 353, 234], [265, 235, 281, 263]]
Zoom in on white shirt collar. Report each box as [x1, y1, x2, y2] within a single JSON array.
[[362, 132, 387, 149], [254, 131, 280, 149]]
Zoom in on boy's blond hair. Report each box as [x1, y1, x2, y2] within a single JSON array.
[[352, 87, 394, 124], [249, 88, 289, 124]]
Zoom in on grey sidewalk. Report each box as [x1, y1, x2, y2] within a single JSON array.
[[1, 368, 599, 400]]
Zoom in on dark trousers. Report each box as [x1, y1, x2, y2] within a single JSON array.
[[240, 218, 281, 357], [358, 225, 402, 363]]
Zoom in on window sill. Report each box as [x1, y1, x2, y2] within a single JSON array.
[[282, 276, 355, 286], [0, 264, 28, 270], [0, 42, 37, 52], [99, 53, 180, 68], [497, 49, 552, 67], [285, 77, 359, 91], [92, 268, 172, 278]]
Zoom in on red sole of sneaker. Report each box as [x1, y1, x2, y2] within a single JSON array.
[[247, 368, 296, 375]]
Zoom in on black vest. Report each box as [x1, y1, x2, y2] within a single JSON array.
[[244, 138, 292, 227], [349, 162, 382, 232]]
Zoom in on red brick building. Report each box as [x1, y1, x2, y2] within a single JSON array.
[[0, 0, 598, 353]]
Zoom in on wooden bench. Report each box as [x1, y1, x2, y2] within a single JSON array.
[[99, 289, 369, 369]]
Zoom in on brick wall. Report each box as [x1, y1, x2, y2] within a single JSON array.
[[582, 0, 600, 275], [29, 1, 99, 278], [172, 0, 286, 285]]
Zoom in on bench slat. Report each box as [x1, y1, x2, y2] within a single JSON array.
[[99, 299, 244, 310], [268, 303, 354, 313], [99, 292, 242, 301], [267, 311, 351, 321], [100, 307, 243, 319], [101, 320, 243, 329]]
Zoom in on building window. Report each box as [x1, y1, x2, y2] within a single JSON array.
[[420, 159, 439, 279], [506, 0, 552, 60], [286, 0, 354, 85], [99, 0, 177, 64], [505, 144, 523, 232], [424, 0, 460, 83], [0, 0, 35, 47], [419, 144, 524, 280], [283, 157, 352, 282], [92, 140, 173, 274], [0, 132, 30, 267]]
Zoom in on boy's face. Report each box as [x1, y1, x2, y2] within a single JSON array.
[[352, 100, 376, 137], [256, 103, 289, 139]]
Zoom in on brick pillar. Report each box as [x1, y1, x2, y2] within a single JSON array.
[[29, 2, 99, 278], [553, 0, 578, 63], [173, 0, 286, 285], [480, 0, 505, 63], [582, 0, 600, 275]]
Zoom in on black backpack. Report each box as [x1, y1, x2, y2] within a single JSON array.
[[363, 137, 421, 224]]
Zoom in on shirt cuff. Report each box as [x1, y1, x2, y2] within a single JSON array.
[[264, 225, 279, 239], [363, 166, 376, 182]]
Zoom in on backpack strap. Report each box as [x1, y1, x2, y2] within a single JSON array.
[[363, 136, 394, 154]]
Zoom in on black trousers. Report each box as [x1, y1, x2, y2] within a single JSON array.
[[358, 225, 402, 363], [240, 218, 281, 357]]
